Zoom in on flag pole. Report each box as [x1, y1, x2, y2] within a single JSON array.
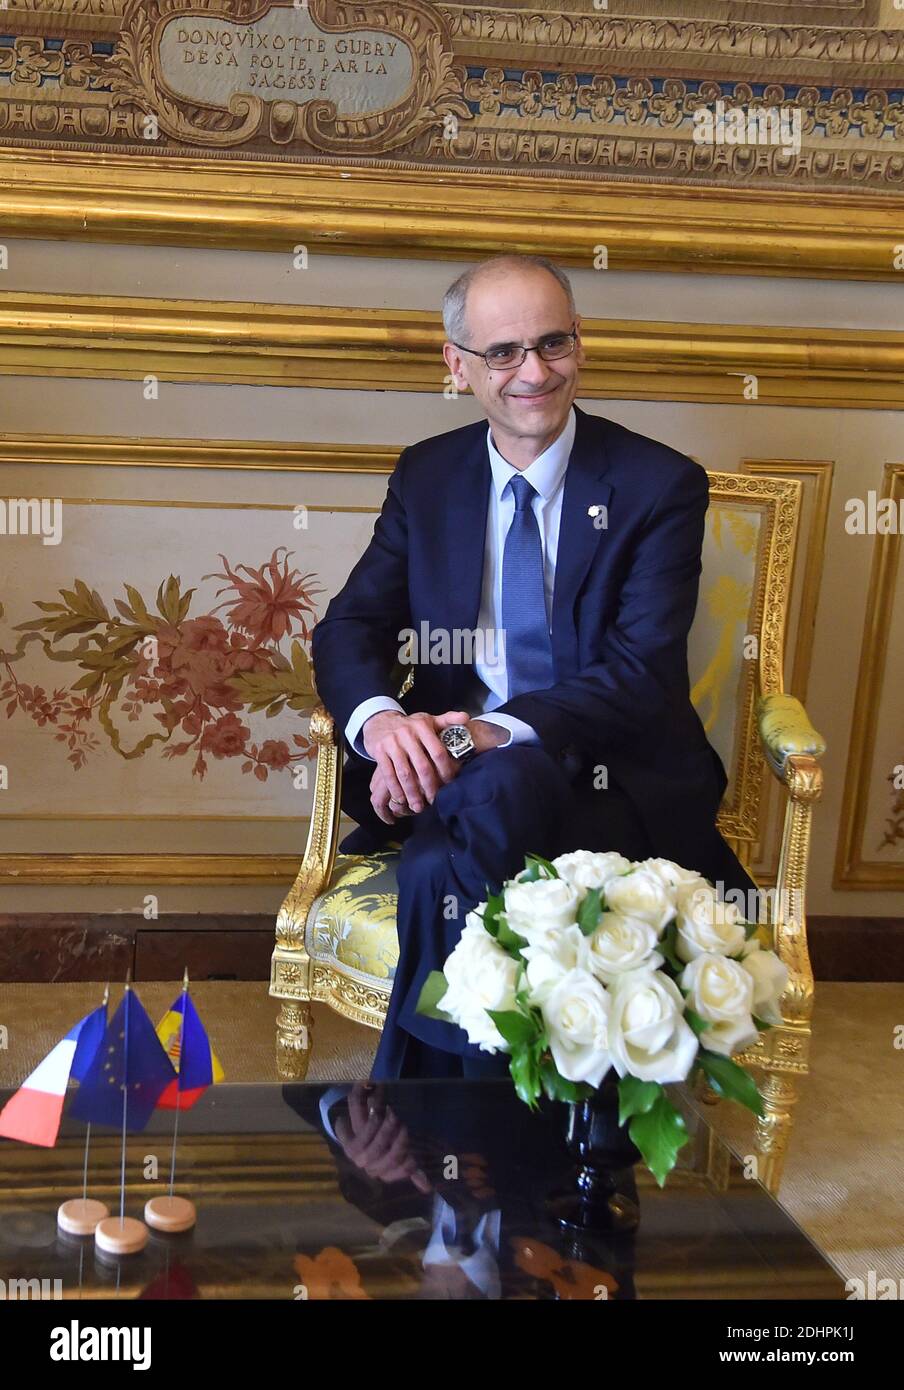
[[57, 984, 111, 1238], [118, 973, 129, 1226], [95, 971, 149, 1256], [80, 982, 109, 1204], [167, 967, 188, 1199], [145, 967, 197, 1234]]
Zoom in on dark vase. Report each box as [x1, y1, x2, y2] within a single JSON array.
[[546, 1074, 641, 1234]]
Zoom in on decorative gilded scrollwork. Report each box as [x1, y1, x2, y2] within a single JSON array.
[[108, 0, 468, 153], [295, 1, 469, 155], [109, 0, 265, 146]]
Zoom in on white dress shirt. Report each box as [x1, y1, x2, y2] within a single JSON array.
[[345, 406, 576, 759]]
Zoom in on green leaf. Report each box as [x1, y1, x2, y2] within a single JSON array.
[[495, 915, 525, 955], [697, 1049, 764, 1117], [71, 670, 104, 692], [481, 892, 504, 939], [104, 628, 143, 654], [510, 1046, 541, 1109], [660, 921, 684, 974], [482, 894, 524, 954], [13, 618, 55, 632], [684, 1006, 708, 1038], [540, 1059, 593, 1104], [753, 1015, 773, 1032], [521, 852, 559, 881], [577, 886, 604, 937], [123, 584, 150, 621], [290, 640, 313, 682], [487, 1008, 537, 1049], [414, 971, 453, 1022], [156, 575, 184, 625], [60, 584, 94, 618], [629, 1093, 690, 1187], [617, 1074, 662, 1125]]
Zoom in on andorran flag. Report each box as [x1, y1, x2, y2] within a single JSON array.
[[69, 988, 176, 1131], [155, 993, 224, 1110], [0, 1004, 106, 1148]]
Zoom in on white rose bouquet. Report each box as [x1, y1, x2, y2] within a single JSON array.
[[416, 850, 788, 1185]]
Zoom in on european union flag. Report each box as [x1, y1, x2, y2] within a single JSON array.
[[70, 988, 176, 1131]]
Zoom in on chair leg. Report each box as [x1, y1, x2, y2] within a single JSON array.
[[276, 1000, 313, 1081], [754, 1069, 798, 1195]]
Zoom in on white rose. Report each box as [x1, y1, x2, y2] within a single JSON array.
[[538, 968, 612, 1087], [503, 876, 581, 937], [675, 881, 746, 961], [552, 850, 633, 893], [522, 924, 592, 1004], [608, 968, 698, 1084], [680, 953, 758, 1057], [604, 868, 676, 934], [638, 857, 704, 891], [739, 939, 789, 1026], [587, 912, 663, 986], [439, 921, 519, 1053]]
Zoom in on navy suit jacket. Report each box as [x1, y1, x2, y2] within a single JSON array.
[[311, 404, 732, 873]]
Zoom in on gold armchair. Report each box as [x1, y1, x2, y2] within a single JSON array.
[[270, 471, 825, 1194]]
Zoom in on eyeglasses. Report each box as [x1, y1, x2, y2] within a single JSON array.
[[451, 327, 578, 371]]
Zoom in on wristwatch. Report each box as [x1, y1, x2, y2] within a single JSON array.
[[441, 724, 477, 762]]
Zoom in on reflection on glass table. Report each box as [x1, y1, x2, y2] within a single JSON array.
[[0, 1079, 845, 1301]]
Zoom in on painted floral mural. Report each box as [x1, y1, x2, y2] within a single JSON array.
[[880, 767, 904, 853], [1, 548, 321, 782]]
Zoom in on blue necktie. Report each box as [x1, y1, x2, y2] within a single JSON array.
[[501, 474, 554, 699]]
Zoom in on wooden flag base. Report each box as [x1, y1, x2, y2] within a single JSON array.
[[95, 1216, 149, 1255], [57, 1198, 109, 1236], [144, 1195, 196, 1233]]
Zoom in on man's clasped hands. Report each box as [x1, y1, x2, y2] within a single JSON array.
[[362, 710, 508, 824]]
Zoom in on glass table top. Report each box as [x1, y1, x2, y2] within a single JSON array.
[[0, 1079, 845, 1301]]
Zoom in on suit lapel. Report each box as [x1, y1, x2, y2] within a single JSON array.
[[551, 406, 613, 680], [441, 425, 491, 637], [436, 407, 612, 684]]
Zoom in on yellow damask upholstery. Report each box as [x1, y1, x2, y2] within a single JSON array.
[[690, 500, 763, 816], [308, 851, 401, 982], [271, 471, 824, 1195]]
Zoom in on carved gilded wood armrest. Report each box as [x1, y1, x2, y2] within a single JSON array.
[[742, 693, 825, 1078], [275, 704, 342, 952]]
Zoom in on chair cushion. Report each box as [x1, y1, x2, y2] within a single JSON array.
[[305, 846, 776, 991], [307, 850, 401, 981]]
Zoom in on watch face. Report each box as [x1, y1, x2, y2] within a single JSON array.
[[442, 725, 473, 758]]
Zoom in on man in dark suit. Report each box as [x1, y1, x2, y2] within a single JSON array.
[[311, 253, 756, 1081]]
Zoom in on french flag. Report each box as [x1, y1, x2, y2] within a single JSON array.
[[0, 1005, 106, 1148]]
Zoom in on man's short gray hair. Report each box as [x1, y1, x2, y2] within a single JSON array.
[[442, 254, 576, 344]]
